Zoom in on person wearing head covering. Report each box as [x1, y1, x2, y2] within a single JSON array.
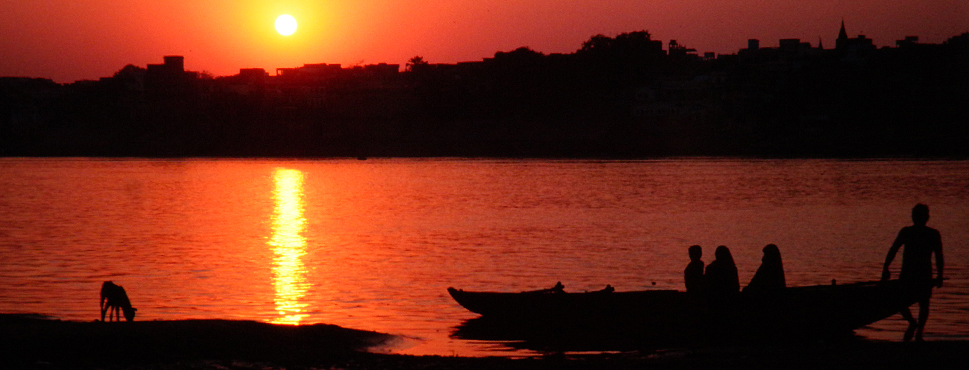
[[704, 245, 739, 295], [743, 244, 786, 293]]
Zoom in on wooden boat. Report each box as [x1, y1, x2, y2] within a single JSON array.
[[448, 279, 932, 338]]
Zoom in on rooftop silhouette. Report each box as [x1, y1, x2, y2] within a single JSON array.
[[1, 26, 967, 158]]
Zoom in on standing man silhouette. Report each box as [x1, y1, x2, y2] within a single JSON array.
[[881, 203, 944, 341]]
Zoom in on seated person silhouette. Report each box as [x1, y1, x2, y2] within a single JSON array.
[[704, 245, 739, 296], [743, 244, 786, 293], [100, 281, 137, 322], [684, 245, 705, 294], [881, 203, 944, 342]]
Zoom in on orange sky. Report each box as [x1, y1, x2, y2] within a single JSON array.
[[1, 0, 966, 83]]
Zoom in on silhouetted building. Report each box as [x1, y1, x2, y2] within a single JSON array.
[[777, 38, 821, 57], [835, 20, 875, 57], [779, 39, 799, 53], [145, 56, 194, 98], [838, 20, 849, 44], [668, 40, 698, 59], [896, 36, 920, 48], [147, 56, 184, 76], [217, 68, 270, 96], [738, 39, 765, 62], [164, 56, 184, 72], [277, 63, 343, 83], [239, 68, 269, 82], [359, 63, 401, 87], [0, 77, 62, 132], [739, 38, 817, 62]]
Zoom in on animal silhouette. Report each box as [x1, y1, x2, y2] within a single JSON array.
[[100, 281, 136, 322]]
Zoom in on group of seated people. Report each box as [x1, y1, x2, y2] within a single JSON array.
[[684, 244, 786, 295]]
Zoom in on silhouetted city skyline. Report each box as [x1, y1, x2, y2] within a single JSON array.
[[4, 22, 957, 83], [2, 28, 967, 158], [4, 2, 967, 83]]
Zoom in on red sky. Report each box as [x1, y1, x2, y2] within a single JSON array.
[[1, 0, 966, 83]]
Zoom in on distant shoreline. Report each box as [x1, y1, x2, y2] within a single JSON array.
[[3, 32, 967, 160]]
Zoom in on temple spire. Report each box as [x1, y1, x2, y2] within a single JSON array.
[[838, 19, 848, 40]]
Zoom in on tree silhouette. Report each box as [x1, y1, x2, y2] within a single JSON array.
[[578, 31, 660, 59], [406, 56, 429, 72], [580, 34, 614, 53]]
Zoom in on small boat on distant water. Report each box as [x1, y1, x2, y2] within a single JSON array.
[[448, 280, 930, 339]]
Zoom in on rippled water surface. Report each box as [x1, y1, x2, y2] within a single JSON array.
[[1, 158, 967, 356]]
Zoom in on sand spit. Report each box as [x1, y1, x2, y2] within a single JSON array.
[[3, 314, 968, 369], [1, 314, 392, 366]]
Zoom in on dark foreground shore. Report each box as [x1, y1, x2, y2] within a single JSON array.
[[3, 314, 967, 369]]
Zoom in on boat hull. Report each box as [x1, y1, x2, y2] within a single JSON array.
[[448, 280, 928, 338]]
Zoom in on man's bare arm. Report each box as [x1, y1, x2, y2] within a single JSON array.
[[882, 234, 904, 280], [935, 235, 944, 287]]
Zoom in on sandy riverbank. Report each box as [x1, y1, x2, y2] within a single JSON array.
[[1, 314, 390, 367], [3, 314, 967, 369]]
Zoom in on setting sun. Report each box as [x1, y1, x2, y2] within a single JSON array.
[[275, 14, 297, 36]]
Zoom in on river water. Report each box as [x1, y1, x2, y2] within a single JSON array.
[[0, 158, 966, 356]]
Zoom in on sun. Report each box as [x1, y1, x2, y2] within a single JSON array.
[[275, 14, 297, 36]]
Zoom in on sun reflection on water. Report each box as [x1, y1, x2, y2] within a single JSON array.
[[269, 168, 310, 325]]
